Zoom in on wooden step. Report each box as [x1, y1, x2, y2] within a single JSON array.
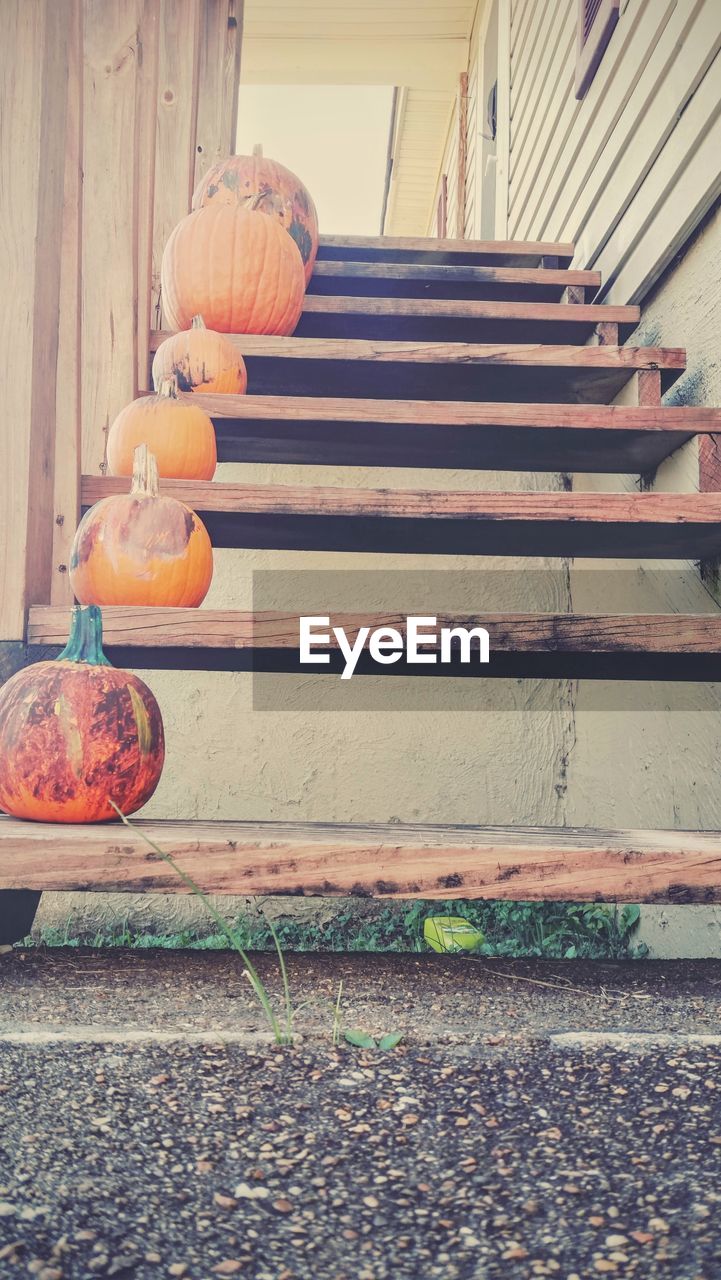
[[81, 479, 721, 560], [148, 334, 685, 404], [28, 606, 721, 682], [1, 814, 719, 902], [318, 234, 575, 268], [308, 261, 602, 302], [182, 393, 708, 474], [294, 296, 639, 344]]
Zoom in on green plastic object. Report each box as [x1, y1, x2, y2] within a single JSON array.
[[424, 915, 484, 954]]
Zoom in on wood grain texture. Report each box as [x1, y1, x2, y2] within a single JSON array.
[[307, 260, 602, 302], [51, 0, 83, 606], [2, 815, 720, 902], [193, 0, 242, 189], [317, 233, 575, 267], [173, 392, 705, 473], [0, 0, 73, 637], [147, 333, 686, 404], [80, 477, 721, 559], [151, 0, 201, 328], [82, 0, 159, 474], [28, 606, 721, 655], [295, 294, 639, 344]]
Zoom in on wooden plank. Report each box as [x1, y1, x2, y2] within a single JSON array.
[[317, 233, 575, 267], [151, 0, 201, 329], [80, 477, 721, 560], [148, 333, 685, 403], [193, 0, 243, 190], [0, 0, 75, 639], [307, 261, 603, 304], [172, 392, 705, 474], [51, 0, 84, 606], [81, 0, 159, 475], [2, 815, 721, 902], [27, 606, 721, 682], [295, 294, 639, 343], [456, 71, 468, 238]]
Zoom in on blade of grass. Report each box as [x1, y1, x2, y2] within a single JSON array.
[[332, 979, 344, 1047], [109, 803, 286, 1043]]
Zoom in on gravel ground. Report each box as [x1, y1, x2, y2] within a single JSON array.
[[2, 950, 721, 1040], [1, 952, 721, 1279]]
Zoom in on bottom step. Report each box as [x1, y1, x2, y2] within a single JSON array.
[[1, 817, 720, 903]]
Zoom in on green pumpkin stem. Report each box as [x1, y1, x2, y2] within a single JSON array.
[[131, 443, 159, 498], [58, 605, 112, 667]]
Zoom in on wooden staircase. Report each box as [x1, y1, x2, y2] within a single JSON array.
[[6, 232, 721, 911]]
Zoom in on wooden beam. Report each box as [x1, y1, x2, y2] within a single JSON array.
[[0, 0, 77, 639], [148, 333, 686, 404], [81, 0, 161, 475], [151, 0, 202, 329], [2, 816, 721, 903], [193, 0, 243, 189], [307, 261, 602, 302], [456, 71, 468, 239], [317, 234, 576, 267], [295, 295, 639, 344], [80, 477, 721, 560], [51, 0, 83, 606], [169, 392, 703, 474], [30, 606, 721, 655]]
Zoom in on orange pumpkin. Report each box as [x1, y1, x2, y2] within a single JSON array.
[[0, 606, 165, 823], [152, 315, 248, 396], [160, 202, 305, 336], [192, 144, 319, 286], [70, 444, 213, 608], [107, 377, 217, 480]]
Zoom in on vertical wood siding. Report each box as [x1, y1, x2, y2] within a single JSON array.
[[507, 0, 721, 303]]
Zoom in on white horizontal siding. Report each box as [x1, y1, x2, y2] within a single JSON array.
[[507, 0, 721, 303]]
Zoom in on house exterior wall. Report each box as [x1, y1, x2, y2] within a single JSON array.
[[506, 0, 721, 301]]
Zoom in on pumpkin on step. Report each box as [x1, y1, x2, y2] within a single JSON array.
[[106, 377, 217, 480], [152, 315, 248, 396], [161, 201, 305, 336], [70, 444, 213, 608], [192, 144, 319, 286], [0, 606, 165, 823]]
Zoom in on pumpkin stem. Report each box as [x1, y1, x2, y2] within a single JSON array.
[[252, 142, 263, 157], [58, 605, 112, 667], [158, 375, 179, 400], [131, 443, 159, 499], [191, 315, 207, 331]]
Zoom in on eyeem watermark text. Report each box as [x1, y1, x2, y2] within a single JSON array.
[[299, 616, 490, 679]]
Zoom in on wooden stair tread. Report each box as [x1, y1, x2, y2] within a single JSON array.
[[81, 478, 721, 560], [318, 234, 575, 267], [308, 261, 601, 302], [295, 296, 639, 344], [2, 814, 720, 902], [28, 606, 721, 682], [148, 335, 686, 404], [178, 393, 709, 473]]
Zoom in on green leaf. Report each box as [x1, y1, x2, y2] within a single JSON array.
[[621, 904, 641, 930], [378, 1031, 404, 1052], [344, 1028, 377, 1049], [564, 945, 577, 959]]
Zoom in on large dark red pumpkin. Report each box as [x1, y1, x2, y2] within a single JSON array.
[[0, 606, 165, 823]]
